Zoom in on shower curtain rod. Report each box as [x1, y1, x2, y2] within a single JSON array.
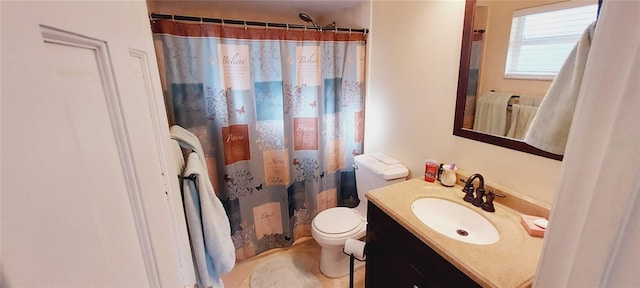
[[149, 13, 369, 34]]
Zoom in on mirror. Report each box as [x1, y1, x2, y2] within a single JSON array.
[[453, 0, 588, 161]]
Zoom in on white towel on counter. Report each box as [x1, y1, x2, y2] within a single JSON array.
[[473, 91, 514, 136], [524, 21, 597, 155], [171, 125, 235, 288], [506, 104, 539, 140]]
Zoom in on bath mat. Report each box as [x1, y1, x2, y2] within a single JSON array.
[[249, 254, 321, 288]]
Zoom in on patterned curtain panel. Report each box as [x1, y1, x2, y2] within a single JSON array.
[[152, 20, 367, 261], [465, 39, 482, 129]]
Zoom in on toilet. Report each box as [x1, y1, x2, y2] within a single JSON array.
[[311, 152, 408, 278]]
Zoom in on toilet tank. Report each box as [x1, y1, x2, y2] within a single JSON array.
[[354, 152, 408, 218]]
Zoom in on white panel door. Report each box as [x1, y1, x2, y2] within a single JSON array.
[[1, 1, 193, 286]]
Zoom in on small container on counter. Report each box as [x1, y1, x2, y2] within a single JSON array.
[[424, 160, 438, 182], [440, 164, 458, 187]]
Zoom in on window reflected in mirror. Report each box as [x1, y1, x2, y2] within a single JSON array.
[[461, 0, 597, 140], [453, 0, 598, 161], [505, 3, 598, 80]]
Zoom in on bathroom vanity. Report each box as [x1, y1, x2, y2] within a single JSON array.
[[366, 202, 480, 287], [364, 178, 548, 288]]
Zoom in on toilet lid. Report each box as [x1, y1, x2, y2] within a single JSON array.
[[313, 207, 362, 234]]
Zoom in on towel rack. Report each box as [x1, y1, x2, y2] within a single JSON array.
[[178, 174, 199, 196], [508, 95, 520, 108], [489, 90, 520, 107]]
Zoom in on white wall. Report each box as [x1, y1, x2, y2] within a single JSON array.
[[367, 0, 561, 205]]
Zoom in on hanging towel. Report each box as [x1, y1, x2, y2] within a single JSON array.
[[517, 95, 543, 107], [524, 21, 597, 155], [171, 125, 209, 173], [506, 104, 539, 140], [170, 139, 185, 173], [171, 125, 235, 288], [473, 91, 514, 136]]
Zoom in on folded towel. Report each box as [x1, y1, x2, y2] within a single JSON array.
[[171, 125, 235, 288], [356, 156, 390, 174], [524, 21, 597, 155], [506, 104, 539, 140], [473, 91, 514, 136]]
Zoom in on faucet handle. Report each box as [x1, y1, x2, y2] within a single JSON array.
[[489, 190, 507, 198], [481, 191, 496, 212], [471, 187, 485, 207], [462, 185, 475, 203]]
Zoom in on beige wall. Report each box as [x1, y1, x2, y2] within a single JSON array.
[[475, 0, 557, 98], [367, 0, 561, 205], [147, 0, 561, 206], [148, 1, 301, 23], [147, 1, 370, 28]]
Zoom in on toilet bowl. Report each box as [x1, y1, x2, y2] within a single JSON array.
[[311, 152, 408, 278]]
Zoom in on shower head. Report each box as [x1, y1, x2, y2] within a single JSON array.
[[298, 12, 318, 27]]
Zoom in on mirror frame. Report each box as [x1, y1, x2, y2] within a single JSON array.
[[453, 0, 563, 161]]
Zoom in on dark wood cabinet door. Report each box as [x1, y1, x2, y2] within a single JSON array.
[[365, 202, 480, 288]]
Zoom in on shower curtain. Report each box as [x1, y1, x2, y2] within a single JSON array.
[[464, 37, 483, 129], [151, 19, 367, 261]]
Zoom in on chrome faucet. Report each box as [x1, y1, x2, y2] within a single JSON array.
[[462, 174, 498, 212]]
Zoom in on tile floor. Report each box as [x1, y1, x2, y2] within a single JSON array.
[[221, 237, 365, 287]]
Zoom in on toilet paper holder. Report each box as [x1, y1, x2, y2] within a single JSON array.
[[342, 242, 366, 288], [342, 247, 366, 262], [342, 238, 367, 261]]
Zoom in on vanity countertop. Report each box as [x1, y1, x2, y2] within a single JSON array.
[[365, 178, 545, 288]]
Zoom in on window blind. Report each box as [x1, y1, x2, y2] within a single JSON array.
[[505, 2, 598, 80]]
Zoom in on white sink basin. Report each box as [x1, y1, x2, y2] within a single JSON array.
[[411, 198, 500, 245]]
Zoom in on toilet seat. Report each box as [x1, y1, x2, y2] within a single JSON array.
[[312, 207, 366, 246], [314, 207, 362, 234]]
